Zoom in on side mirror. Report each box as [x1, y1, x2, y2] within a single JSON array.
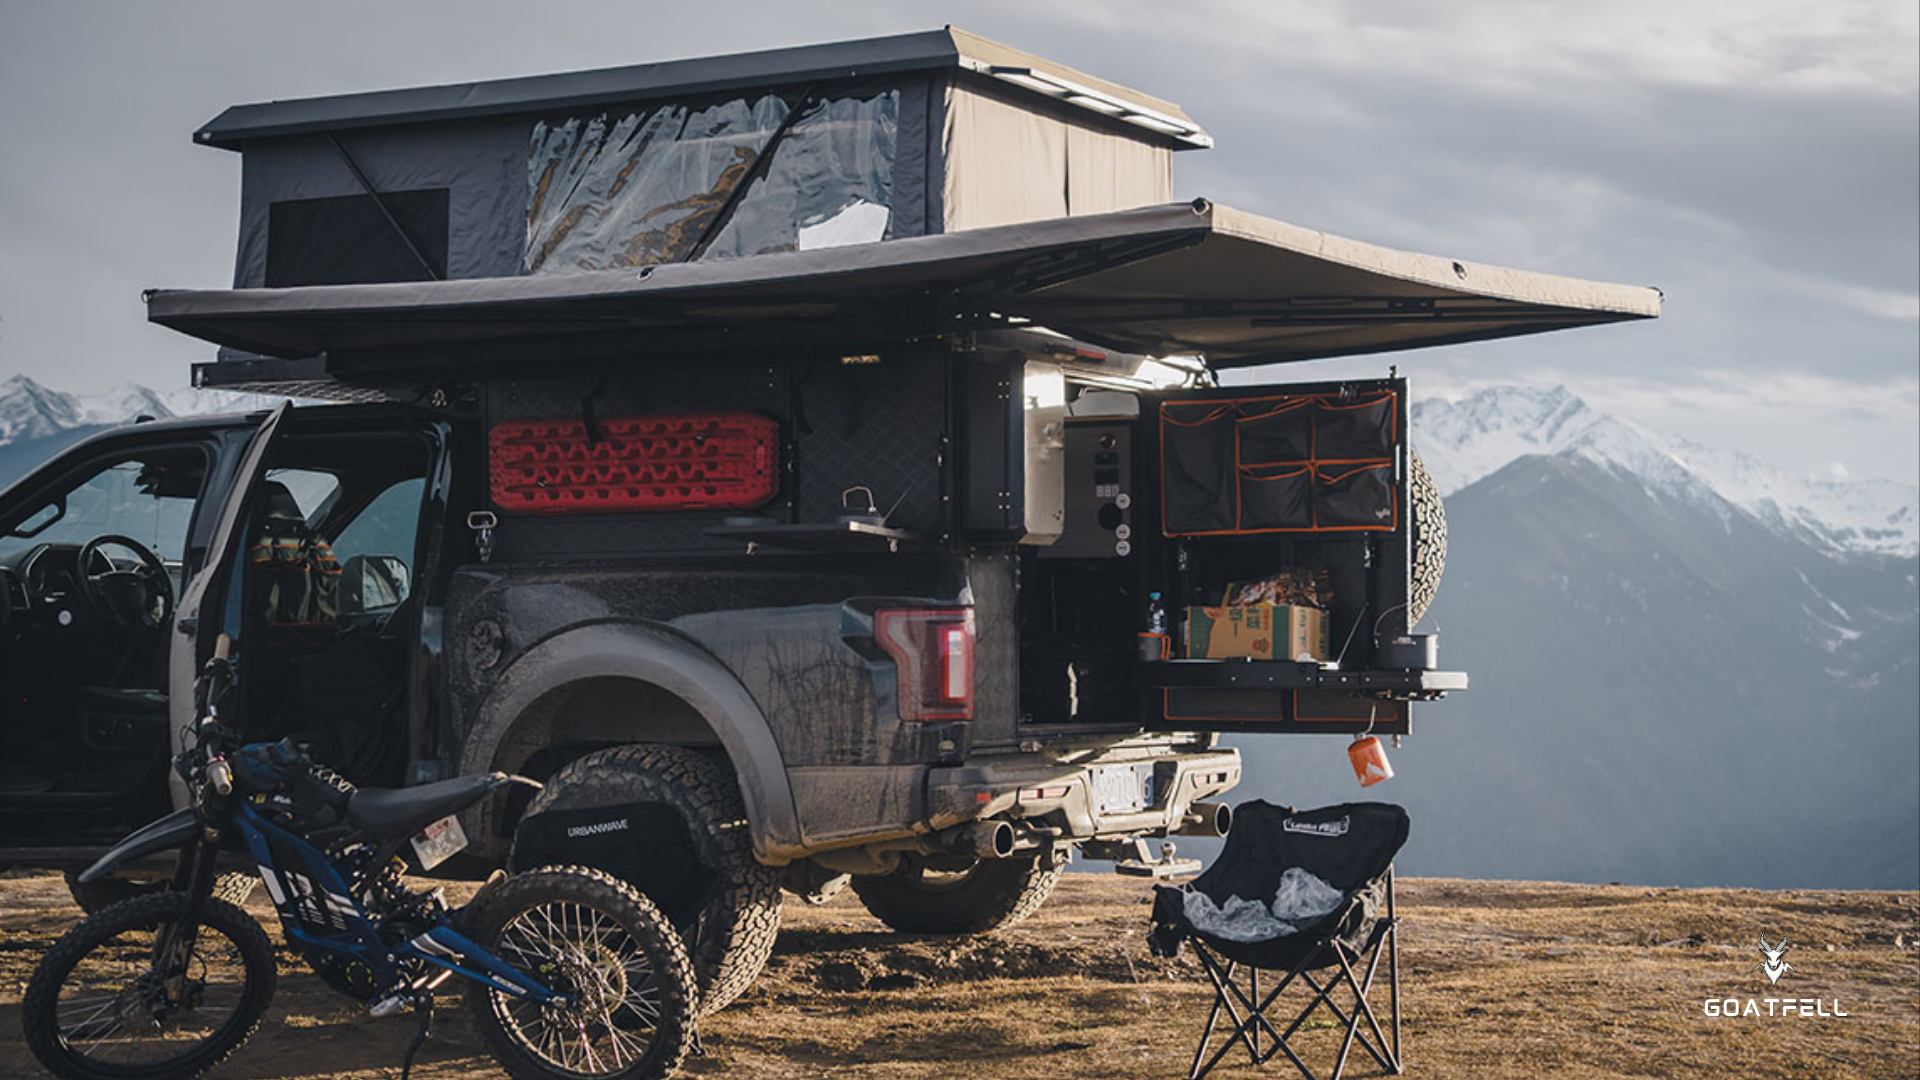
[[341, 555, 410, 614]]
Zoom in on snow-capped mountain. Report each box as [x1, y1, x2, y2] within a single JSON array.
[[1412, 385, 1918, 558], [0, 374, 286, 444]]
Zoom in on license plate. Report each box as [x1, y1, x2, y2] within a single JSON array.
[[1092, 764, 1153, 816], [411, 814, 468, 871]]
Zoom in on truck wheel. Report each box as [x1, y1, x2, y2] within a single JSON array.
[[517, 744, 781, 1016], [1408, 449, 1447, 624], [852, 854, 1061, 934], [63, 871, 257, 915]]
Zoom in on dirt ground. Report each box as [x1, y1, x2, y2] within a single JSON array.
[[0, 870, 1914, 1079]]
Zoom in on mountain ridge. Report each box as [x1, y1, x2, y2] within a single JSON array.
[[1411, 384, 1918, 559], [1231, 449, 1918, 889], [0, 374, 280, 445]]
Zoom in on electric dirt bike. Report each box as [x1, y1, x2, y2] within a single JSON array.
[[22, 644, 695, 1080]]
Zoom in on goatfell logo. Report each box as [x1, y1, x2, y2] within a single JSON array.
[[1753, 936, 1795, 986], [1701, 929, 1847, 1019]]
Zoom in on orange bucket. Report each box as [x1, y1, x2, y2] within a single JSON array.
[[1348, 736, 1394, 787], [1137, 632, 1171, 661]]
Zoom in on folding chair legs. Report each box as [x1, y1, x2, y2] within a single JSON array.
[[1191, 950, 1291, 1077], [1181, 911, 1401, 1080]]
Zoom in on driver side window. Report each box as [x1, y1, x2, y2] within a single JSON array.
[[0, 448, 207, 574]]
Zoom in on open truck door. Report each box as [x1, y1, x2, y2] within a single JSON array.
[[166, 402, 288, 809]]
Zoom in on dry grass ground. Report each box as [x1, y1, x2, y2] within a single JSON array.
[[0, 871, 1913, 1079]]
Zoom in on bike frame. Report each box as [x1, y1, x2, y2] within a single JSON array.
[[228, 799, 563, 1003], [113, 647, 566, 1013]]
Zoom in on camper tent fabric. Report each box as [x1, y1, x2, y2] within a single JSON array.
[[234, 121, 526, 286], [940, 81, 1171, 230], [524, 89, 905, 271], [213, 32, 1181, 290], [232, 87, 925, 288]]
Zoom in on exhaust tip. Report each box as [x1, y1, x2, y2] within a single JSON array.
[[986, 820, 1016, 859], [943, 819, 1020, 859], [1178, 801, 1232, 838]]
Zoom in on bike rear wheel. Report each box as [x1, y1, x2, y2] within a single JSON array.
[[22, 892, 276, 1080], [463, 865, 695, 1080]]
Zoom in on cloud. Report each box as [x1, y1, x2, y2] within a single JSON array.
[[1403, 362, 1918, 423], [1060, 0, 1920, 103], [1809, 283, 1920, 322], [1585, 369, 1919, 424]]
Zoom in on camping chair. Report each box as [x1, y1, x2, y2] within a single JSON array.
[[1149, 801, 1408, 1080]]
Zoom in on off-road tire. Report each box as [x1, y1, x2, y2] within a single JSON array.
[[462, 865, 694, 1080], [64, 871, 258, 916], [23, 891, 276, 1080], [519, 744, 781, 1016], [852, 854, 1062, 935], [1408, 449, 1447, 624]]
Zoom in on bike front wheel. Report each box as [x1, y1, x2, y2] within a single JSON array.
[[463, 865, 695, 1080], [22, 891, 277, 1080]]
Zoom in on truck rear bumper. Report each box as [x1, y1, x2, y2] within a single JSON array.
[[925, 744, 1241, 842]]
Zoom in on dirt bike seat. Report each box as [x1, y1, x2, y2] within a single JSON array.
[[346, 772, 515, 841]]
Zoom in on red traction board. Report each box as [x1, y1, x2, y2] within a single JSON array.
[[489, 412, 779, 514]]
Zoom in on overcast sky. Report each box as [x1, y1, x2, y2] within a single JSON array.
[[2, 1, 1915, 481]]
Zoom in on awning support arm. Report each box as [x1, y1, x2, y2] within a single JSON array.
[[324, 133, 443, 282], [1001, 299, 1601, 326]]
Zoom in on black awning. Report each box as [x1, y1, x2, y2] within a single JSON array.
[[148, 200, 1659, 372]]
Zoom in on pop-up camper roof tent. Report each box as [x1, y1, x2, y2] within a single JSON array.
[[199, 27, 1201, 288], [155, 28, 1658, 391]]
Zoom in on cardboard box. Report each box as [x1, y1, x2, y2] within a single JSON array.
[[1185, 604, 1329, 661]]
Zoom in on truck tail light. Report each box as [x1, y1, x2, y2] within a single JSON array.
[[876, 608, 974, 721]]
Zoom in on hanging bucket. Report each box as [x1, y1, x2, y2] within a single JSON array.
[[1348, 736, 1394, 787]]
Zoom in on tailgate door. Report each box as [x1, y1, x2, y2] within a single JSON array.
[[1135, 374, 1460, 735]]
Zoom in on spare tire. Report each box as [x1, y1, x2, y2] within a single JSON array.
[[515, 744, 782, 1016], [1408, 449, 1447, 624]]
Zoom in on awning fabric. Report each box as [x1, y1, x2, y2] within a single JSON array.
[[147, 200, 1659, 372]]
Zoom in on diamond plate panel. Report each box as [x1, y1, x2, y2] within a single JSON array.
[[793, 359, 945, 536]]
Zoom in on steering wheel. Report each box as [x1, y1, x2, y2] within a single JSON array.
[[76, 535, 176, 633]]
